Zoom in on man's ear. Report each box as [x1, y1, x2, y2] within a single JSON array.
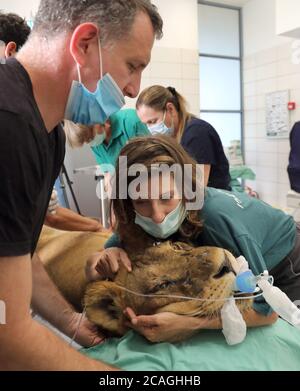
[[69, 23, 99, 67], [5, 42, 17, 58]]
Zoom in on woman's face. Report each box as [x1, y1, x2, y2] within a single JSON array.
[[137, 104, 175, 130], [131, 176, 181, 223]]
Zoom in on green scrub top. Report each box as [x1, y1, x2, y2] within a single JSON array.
[[105, 187, 297, 315], [199, 188, 296, 315], [91, 109, 149, 171], [200, 188, 296, 274]]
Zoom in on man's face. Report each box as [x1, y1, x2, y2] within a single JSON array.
[[101, 12, 155, 98]]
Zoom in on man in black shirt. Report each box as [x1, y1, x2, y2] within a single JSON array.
[[0, 0, 163, 371]]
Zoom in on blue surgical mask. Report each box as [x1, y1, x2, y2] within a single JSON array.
[[135, 202, 187, 239], [147, 111, 174, 136], [89, 131, 106, 147], [64, 38, 125, 125]]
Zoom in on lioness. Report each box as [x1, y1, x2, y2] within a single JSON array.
[[84, 241, 251, 341], [37, 227, 251, 343]]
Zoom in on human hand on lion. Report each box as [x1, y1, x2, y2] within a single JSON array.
[[85, 247, 132, 281], [69, 312, 106, 347], [124, 308, 222, 343]]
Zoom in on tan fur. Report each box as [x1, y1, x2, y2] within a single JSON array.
[[84, 241, 251, 340], [37, 227, 252, 342], [37, 225, 110, 311]]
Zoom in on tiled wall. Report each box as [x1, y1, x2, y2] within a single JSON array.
[[243, 41, 300, 207], [125, 46, 200, 117]]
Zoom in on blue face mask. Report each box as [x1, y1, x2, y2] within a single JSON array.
[[89, 131, 106, 147], [135, 201, 187, 239], [64, 39, 125, 125], [147, 111, 174, 136]]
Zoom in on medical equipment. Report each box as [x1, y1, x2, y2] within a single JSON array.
[[69, 307, 86, 348], [221, 298, 246, 345], [73, 165, 110, 229]]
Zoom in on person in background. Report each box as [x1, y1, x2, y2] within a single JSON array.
[[0, 0, 163, 371], [64, 108, 150, 230], [45, 189, 107, 232], [65, 108, 149, 168], [136, 85, 231, 190], [0, 12, 31, 59]]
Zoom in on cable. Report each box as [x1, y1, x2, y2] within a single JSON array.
[[69, 307, 86, 348]]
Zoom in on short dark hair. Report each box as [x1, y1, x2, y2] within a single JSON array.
[[33, 0, 163, 45], [0, 12, 31, 50]]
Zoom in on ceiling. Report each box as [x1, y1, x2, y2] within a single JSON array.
[[203, 0, 250, 7]]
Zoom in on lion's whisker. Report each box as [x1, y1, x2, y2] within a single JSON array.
[[117, 285, 261, 302]]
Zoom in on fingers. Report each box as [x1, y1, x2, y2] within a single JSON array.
[[124, 308, 158, 328], [124, 307, 138, 325], [119, 250, 132, 272], [96, 254, 116, 280], [134, 315, 158, 328], [123, 308, 160, 343], [85, 254, 102, 281], [86, 248, 132, 282], [47, 189, 59, 214]]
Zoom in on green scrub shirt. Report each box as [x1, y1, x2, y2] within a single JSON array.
[[91, 109, 149, 171]]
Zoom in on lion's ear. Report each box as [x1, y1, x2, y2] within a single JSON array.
[[84, 281, 127, 336]]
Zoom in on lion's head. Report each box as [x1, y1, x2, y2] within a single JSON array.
[[84, 241, 252, 340]]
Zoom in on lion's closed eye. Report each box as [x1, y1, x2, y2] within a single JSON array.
[[170, 242, 194, 252], [148, 274, 192, 294], [148, 280, 176, 294]]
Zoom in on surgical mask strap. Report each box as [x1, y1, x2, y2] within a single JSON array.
[[98, 36, 103, 80], [76, 63, 82, 84], [76, 36, 103, 85]]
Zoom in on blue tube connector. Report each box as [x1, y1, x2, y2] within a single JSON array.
[[234, 270, 257, 293]]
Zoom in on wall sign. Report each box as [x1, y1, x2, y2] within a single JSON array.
[[266, 90, 290, 138]]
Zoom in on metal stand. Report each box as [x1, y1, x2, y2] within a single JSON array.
[[73, 165, 110, 229], [59, 164, 82, 215], [95, 174, 110, 229]]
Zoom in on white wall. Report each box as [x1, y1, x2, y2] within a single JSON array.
[[152, 0, 198, 50], [126, 0, 199, 114], [0, 0, 39, 19], [243, 0, 291, 56], [243, 0, 300, 207], [276, 0, 300, 38]]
